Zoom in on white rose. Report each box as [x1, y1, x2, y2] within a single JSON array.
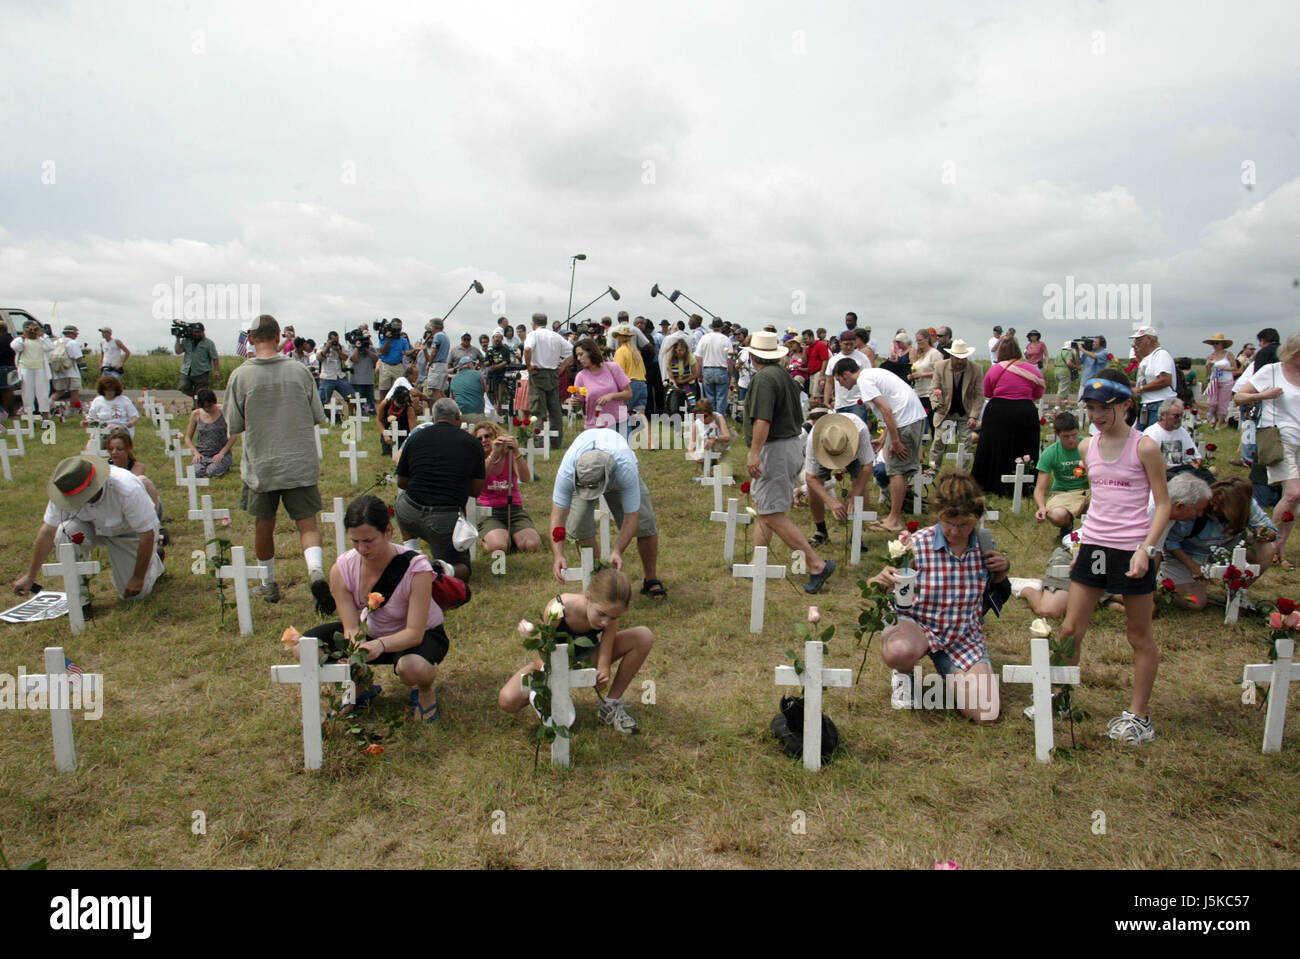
[[887, 539, 909, 560], [1029, 618, 1052, 638], [517, 619, 536, 638]]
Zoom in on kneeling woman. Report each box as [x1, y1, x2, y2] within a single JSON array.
[[473, 421, 543, 553], [498, 567, 652, 735], [866, 472, 1008, 722], [1160, 476, 1277, 609], [303, 495, 448, 722]]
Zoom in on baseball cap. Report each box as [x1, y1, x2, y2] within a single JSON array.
[[1129, 325, 1157, 339], [573, 450, 613, 500], [1081, 377, 1134, 405]]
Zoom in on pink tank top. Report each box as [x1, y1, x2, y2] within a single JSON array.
[[1078, 428, 1151, 551], [338, 546, 443, 635]]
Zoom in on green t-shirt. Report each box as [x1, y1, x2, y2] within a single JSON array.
[[1036, 439, 1085, 493], [450, 369, 485, 414], [744, 363, 803, 445]]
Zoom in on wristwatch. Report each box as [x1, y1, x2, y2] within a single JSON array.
[[1144, 546, 1157, 559]]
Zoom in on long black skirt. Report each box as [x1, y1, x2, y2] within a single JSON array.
[[971, 397, 1039, 497]]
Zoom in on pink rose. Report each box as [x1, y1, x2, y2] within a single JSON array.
[[807, 606, 821, 623], [1269, 611, 1284, 630], [1285, 611, 1300, 631]]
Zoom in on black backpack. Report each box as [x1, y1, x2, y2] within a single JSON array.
[[770, 695, 839, 762]]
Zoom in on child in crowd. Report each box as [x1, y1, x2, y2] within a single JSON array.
[[1033, 411, 1087, 531]]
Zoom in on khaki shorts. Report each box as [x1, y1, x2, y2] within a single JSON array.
[[239, 483, 323, 521], [478, 505, 537, 537], [52, 372, 82, 391], [1266, 441, 1300, 485], [1045, 489, 1089, 516], [885, 419, 924, 477], [570, 479, 658, 540], [752, 435, 804, 514]]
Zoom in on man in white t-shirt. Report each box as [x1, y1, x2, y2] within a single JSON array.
[[1130, 326, 1176, 429], [823, 329, 873, 415], [98, 326, 131, 381], [695, 318, 734, 418], [834, 361, 926, 533], [803, 405, 875, 547], [12, 456, 164, 602], [1142, 398, 1200, 467], [524, 312, 574, 447], [988, 325, 1004, 363]]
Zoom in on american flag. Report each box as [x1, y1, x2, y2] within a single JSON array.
[[235, 330, 251, 357], [64, 657, 83, 677]]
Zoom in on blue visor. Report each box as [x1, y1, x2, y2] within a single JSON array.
[[1081, 378, 1133, 405]]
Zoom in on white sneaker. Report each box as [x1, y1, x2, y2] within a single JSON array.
[[890, 669, 913, 710], [1106, 711, 1156, 744], [1009, 577, 1043, 598], [597, 697, 639, 734]]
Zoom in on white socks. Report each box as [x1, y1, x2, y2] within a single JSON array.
[[263, 557, 276, 584], [304, 546, 324, 574]]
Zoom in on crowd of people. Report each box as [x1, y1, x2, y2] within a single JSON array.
[[6, 305, 1298, 751]]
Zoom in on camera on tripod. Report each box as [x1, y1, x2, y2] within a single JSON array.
[[171, 320, 203, 339]]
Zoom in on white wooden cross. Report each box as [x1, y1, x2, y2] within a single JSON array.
[[217, 545, 268, 636], [1001, 635, 1081, 763], [417, 407, 434, 426], [943, 440, 971, 471], [169, 444, 188, 484], [522, 433, 543, 475], [0, 439, 15, 481], [1000, 461, 1035, 513], [849, 496, 878, 566], [1204, 546, 1262, 624], [188, 494, 230, 561], [709, 497, 752, 563], [562, 546, 595, 592], [350, 395, 366, 420], [910, 470, 933, 515], [313, 424, 329, 460], [521, 643, 597, 768], [340, 440, 368, 485], [1242, 638, 1299, 754], [179, 464, 210, 513], [732, 546, 787, 633], [40, 542, 101, 635], [155, 413, 173, 447], [463, 497, 489, 559], [593, 496, 612, 560], [701, 464, 735, 514], [700, 447, 718, 479], [774, 640, 852, 771], [271, 636, 352, 771], [979, 509, 1001, 531], [383, 422, 408, 450], [541, 425, 560, 461], [19, 647, 102, 773], [323, 396, 345, 424], [320, 496, 347, 558], [18, 412, 41, 438], [84, 425, 108, 457]]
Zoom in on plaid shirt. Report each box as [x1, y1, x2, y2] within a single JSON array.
[[900, 525, 989, 671]]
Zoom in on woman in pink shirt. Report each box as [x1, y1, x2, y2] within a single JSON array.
[[1058, 370, 1170, 745], [971, 336, 1045, 496], [473, 421, 542, 553], [298, 495, 450, 722], [573, 337, 632, 431], [1023, 329, 1048, 369]]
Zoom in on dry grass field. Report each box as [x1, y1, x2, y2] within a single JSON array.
[[1, 378, 1297, 870]]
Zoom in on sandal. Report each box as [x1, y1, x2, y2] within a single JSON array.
[[329, 683, 381, 718], [410, 688, 440, 723], [640, 578, 668, 601]]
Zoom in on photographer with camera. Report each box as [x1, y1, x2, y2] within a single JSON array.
[[347, 326, 378, 415], [172, 321, 219, 399], [1077, 335, 1113, 389], [376, 318, 413, 394], [316, 330, 356, 421]]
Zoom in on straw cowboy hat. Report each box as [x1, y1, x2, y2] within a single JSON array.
[[747, 330, 788, 360], [1202, 332, 1233, 347], [946, 338, 977, 359], [48, 456, 109, 510], [811, 413, 861, 469]]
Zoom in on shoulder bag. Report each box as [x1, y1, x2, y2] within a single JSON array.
[[1255, 367, 1285, 466]]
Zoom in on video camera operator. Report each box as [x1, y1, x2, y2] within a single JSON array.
[[376, 318, 414, 394], [347, 325, 378, 415], [316, 330, 356, 420], [173, 321, 219, 399]]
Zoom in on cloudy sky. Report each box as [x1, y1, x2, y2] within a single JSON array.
[[3, 0, 1298, 356]]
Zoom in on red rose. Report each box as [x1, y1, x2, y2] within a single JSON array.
[[1186, 449, 1196, 457], [1161, 578, 1175, 591], [1039, 417, 1047, 425], [363, 744, 384, 756], [387, 507, 395, 516], [1225, 564, 1240, 578], [1205, 443, 1217, 452], [1284, 512, 1296, 523], [906, 521, 919, 533], [740, 481, 752, 494], [70, 532, 85, 545], [1278, 598, 1296, 615], [834, 471, 844, 481], [552, 526, 566, 543], [72, 401, 82, 409]]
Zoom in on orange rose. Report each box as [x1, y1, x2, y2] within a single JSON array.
[[363, 744, 384, 756], [366, 592, 384, 611], [280, 625, 303, 649]]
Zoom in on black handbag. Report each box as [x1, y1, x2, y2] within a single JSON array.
[[770, 695, 839, 762]]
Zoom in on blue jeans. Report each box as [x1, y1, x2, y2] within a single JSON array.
[[702, 367, 730, 417], [1139, 400, 1161, 429], [628, 379, 648, 412], [319, 378, 355, 408]]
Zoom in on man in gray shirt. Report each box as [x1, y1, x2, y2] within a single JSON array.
[[448, 332, 484, 368], [225, 314, 331, 610]]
